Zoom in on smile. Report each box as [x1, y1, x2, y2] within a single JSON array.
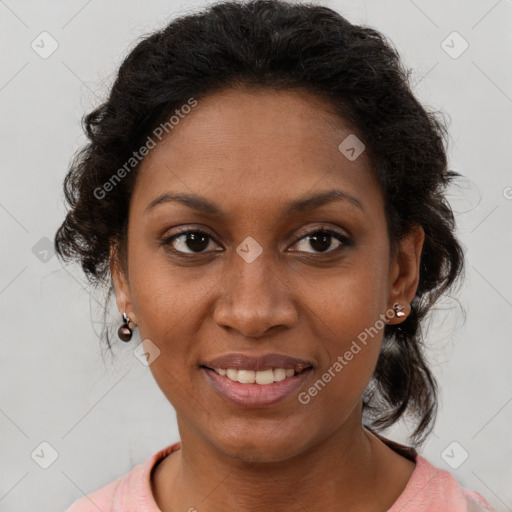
[[212, 367, 303, 384], [202, 366, 313, 408]]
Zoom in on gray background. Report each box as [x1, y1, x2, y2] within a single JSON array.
[[1, 0, 511, 511]]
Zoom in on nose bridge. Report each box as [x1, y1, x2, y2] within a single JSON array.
[[213, 239, 298, 337], [233, 243, 276, 299]]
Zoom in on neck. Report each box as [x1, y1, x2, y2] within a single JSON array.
[[152, 408, 401, 512]]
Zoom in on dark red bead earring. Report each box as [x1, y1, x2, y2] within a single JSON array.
[[118, 312, 135, 342]]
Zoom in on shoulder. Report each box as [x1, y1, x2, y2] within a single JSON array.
[[64, 442, 181, 512], [388, 455, 494, 512]]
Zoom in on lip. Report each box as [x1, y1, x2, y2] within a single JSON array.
[[202, 366, 313, 408], [201, 352, 314, 372]]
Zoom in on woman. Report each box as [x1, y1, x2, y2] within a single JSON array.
[[56, 0, 494, 510]]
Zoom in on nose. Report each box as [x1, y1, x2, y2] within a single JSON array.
[[212, 248, 299, 338]]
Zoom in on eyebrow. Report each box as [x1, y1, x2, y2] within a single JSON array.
[[144, 188, 364, 216]]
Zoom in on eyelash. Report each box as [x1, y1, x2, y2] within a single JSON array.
[[160, 226, 351, 257]]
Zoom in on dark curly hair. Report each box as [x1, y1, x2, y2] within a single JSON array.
[[54, 0, 465, 448]]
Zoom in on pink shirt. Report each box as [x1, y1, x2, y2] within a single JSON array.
[[64, 441, 494, 511]]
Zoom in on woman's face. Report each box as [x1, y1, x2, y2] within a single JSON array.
[[111, 87, 423, 461]]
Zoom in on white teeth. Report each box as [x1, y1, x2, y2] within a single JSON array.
[[214, 367, 298, 384], [237, 370, 255, 384], [255, 369, 274, 385], [273, 368, 286, 382], [226, 368, 238, 381]]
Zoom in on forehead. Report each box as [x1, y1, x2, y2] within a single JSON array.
[[131, 87, 382, 219]]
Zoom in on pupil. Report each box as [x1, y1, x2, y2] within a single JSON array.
[[187, 233, 208, 252], [310, 232, 331, 252], [183, 232, 333, 253]]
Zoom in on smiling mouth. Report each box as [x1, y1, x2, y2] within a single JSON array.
[[201, 366, 312, 385]]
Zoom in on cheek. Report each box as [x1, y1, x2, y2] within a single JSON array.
[[125, 243, 221, 392], [301, 301, 385, 422], [310, 254, 389, 340], [320, 303, 384, 393], [127, 239, 217, 337], [300, 251, 388, 408]]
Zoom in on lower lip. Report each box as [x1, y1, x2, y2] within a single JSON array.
[[202, 367, 313, 408]]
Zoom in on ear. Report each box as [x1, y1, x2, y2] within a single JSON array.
[[109, 242, 138, 324], [386, 224, 425, 325]]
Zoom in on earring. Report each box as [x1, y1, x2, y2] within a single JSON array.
[[118, 311, 136, 342], [393, 302, 406, 318]]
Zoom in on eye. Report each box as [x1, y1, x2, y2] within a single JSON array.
[[161, 226, 351, 257], [161, 228, 222, 255], [290, 228, 350, 254]]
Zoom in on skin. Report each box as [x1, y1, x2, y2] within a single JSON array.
[[110, 86, 425, 512]]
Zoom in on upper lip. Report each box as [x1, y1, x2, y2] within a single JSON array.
[[201, 353, 313, 372]]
